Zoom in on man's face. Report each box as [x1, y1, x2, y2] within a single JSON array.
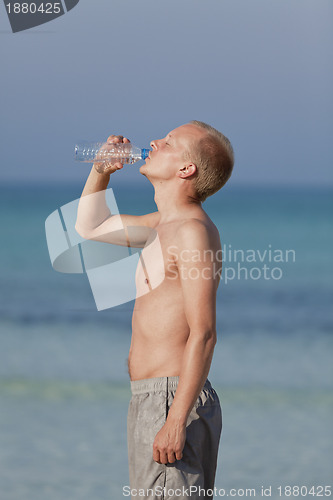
[[140, 123, 204, 182]]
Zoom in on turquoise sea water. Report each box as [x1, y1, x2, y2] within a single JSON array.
[[0, 184, 332, 499]]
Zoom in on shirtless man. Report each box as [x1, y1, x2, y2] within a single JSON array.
[[75, 121, 234, 499]]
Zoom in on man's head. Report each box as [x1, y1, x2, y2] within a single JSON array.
[[140, 121, 234, 202], [183, 121, 234, 201]]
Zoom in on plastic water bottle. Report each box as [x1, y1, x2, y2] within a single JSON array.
[[74, 142, 150, 165]]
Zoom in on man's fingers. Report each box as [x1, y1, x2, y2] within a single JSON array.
[[167, 451, 176, 464], [159, 451, 168, 465], [103, 162, 123, 173], [107, 135, 124, 144], [175, 450, 183, 461], [153, 448, 161, 464], [153, 443, 168, 465], [112, 162, 124, 170], [97, 135, 128, 173], [153, 448, 178, 464]]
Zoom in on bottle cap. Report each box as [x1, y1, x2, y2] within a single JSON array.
[[141, 148, 150, 160]]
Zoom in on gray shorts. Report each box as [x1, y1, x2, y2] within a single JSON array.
[[127, 376, 222, 500]]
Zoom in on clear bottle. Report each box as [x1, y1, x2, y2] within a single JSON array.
[[74, 142, 150, 165]]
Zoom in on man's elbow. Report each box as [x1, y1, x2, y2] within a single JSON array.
[[191, 329, 217, 347], [206, 330, 217, 347], [75, 223, 90, 240]]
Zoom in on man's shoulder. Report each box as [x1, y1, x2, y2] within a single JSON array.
[[177, 212, 219, 236], [175, 216, 220, 250]]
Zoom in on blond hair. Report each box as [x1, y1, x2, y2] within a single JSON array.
[[184, 120, 234, 202]]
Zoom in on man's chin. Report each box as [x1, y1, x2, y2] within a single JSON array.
[[139, 164, 149, 177]]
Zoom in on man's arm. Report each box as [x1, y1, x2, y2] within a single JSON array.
[[153, 220, 220, 465], [75, 135, 160, 247]]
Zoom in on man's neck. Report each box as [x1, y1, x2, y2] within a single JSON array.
[[153, 183, 202, 224]]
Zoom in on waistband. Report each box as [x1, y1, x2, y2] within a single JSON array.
[[130, 376, 212, 395]]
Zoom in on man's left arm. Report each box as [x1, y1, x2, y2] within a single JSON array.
[[153, 220, 220, 465]]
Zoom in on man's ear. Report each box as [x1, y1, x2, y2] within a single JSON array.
[[176, 163, 197, 179]]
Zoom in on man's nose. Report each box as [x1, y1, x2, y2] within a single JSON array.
[[150, 140, 158, 149]]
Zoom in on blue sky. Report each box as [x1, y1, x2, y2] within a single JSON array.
[[0, 0, 332, 187]]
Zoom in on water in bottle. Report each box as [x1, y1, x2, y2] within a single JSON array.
[[75, 142, 150, 165]]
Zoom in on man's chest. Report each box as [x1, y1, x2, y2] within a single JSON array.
[[134, 227, 178, 295]]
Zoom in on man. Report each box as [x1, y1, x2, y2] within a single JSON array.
[[75, 121, 234, 499]]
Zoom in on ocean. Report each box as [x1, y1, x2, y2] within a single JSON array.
[[0, 184, 332, 499]]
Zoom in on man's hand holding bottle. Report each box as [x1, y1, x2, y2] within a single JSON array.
[[94, 135, 131, 174]]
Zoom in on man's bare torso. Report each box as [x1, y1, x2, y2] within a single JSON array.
[[128, 212, 221, 381]]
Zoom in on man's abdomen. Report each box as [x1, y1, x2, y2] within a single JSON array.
[[129, 294, 190, 381]]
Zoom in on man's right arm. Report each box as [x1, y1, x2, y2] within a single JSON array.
[[75, 135, 159, 248]]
